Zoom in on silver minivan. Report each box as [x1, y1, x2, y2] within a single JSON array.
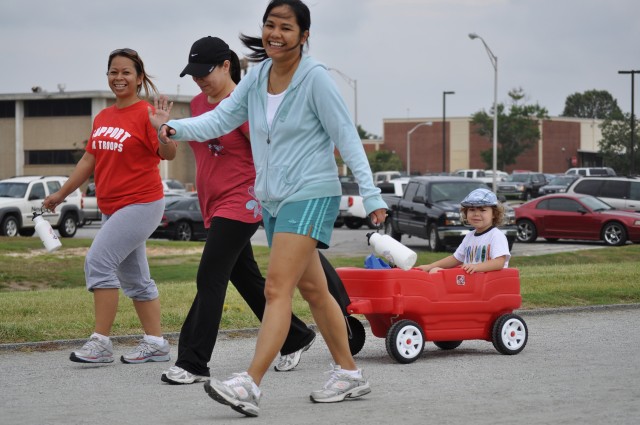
[[565, 176, 640, 212], [565, 167, 616, 177]]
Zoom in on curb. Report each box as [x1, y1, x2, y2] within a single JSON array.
[[1, 304, 639, 353]]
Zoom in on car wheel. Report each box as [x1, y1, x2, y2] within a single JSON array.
[[174, 221, 193, 241], [346, 316, 366, 356], [602, 222, 627, 246], [58, 213, 78, 238], [385, 319, 424, 364], [384, 220, 402, 242], [433, 340, 462, 350], [1, 215, 19, 237], [344, 217, 364, 229], [333, 218, 344, 228], [491, 314, 528, 355], [427, 223, 444, 252], [19, 228, 36, 237], [516, 219, 537, 243]]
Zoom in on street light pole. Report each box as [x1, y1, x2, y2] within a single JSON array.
[[469, 33, 498, 192], [406, 122, 433, 175], [442, 91, 455, 172], [618, 70, 639, 175], [329, 68, 358, 127]]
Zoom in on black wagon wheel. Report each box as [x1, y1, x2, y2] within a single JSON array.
[[433, 340, 463, 350], [345, 316, 366, 356], [491, 313, 528, 355], [385, 320, 425, 364]]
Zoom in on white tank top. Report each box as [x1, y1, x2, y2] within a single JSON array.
[[267, 90, 286, 129]]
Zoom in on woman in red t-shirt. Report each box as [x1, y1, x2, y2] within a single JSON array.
[[160, 36, 316, 385], [44, 48, 177, 365]]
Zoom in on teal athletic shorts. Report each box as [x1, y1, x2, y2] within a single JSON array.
[[262, 196, 341, 249]]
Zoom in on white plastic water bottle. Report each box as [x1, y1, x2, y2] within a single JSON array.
[[33, 212, 62, 252], [367, 232, 417, 270]]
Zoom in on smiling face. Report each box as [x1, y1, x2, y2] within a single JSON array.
[[464, 206, 495, 233], [261, 4, 308, 62], [107, 55, 142, 101]]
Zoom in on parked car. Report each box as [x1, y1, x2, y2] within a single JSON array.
[[496, 172, 548, 201], [81, 183, 101, 224], [162, 179, 187, 195], [565, 167, 616, 177], [538, 175, 580, 196], [373, 171, 403, 185], [0, 175, 83, 238], [484, 169, 509, 182], [338, 181, 374, 229], [150, 196, 207, 241], [565, 176, 640, 212], [515, 193, 640, 246]]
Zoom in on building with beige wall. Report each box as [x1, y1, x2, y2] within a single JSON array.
[[0, 90, 197, 190]]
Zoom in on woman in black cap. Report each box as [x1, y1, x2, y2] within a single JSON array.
[[160, 36, 316, 385]]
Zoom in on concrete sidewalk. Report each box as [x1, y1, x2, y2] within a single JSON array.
[[1, 305, 639, 425]]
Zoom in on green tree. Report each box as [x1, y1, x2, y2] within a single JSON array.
[[366, 150, 403, 173], [357, 124, 379, 140], [471, 88, 549, 170], [598, 113, 640, 175], [562, 89, 624, 120]]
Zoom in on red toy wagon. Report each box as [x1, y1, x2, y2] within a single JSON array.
[[337, 267, 528, 363]]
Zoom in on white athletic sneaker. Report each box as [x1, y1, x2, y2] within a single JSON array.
[[161, 365, 208, 385], [274, 333, 316, 372], [310, 365, 371, 403], [69, 335, 114, 363], [204, 372, 261, 417], [120, 338, 170, 364]]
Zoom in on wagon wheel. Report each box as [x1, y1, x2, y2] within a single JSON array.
[[385, 320, 424, 364], [433, 340, 463, 350], [345, 316, 366, 356], [491, 314, 528, 355]]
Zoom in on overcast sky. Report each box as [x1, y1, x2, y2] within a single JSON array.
[[2, 0, 638, 136]]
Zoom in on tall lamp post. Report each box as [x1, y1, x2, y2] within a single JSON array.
[[442, 91, 455, 172], [406, 122, 433, 175], [329, 68, 358, 127], [618, 70, 639, 175], [469, 33, 498, 192]]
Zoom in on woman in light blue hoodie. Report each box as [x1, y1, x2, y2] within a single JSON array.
[[152, 0, 387, 416]]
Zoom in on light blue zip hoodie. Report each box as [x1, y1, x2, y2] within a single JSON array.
[[165, 55, 386, 216]]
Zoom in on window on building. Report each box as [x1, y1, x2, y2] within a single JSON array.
[[24, 99, 91, 117], [26, 150, 83, 165], [0, 100, 15, 118]]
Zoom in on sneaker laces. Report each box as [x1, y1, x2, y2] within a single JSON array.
[[223, 372, 251, 387], [82, 338, 106, 353], [135, 340, 155, 355], [321, 364, 343, 389]]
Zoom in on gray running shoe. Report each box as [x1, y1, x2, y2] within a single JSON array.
[[161, 365, 208, 385], [274, 333, 316, 372], [70, 336, 114, 363], [310, 365, 371, 403], [120, 338, 170, 364], [204, 372, 261, 417]]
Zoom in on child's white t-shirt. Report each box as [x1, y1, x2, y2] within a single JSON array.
[[453, 226, 511, 267]]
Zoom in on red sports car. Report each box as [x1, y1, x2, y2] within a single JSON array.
[[515, 194, 640, 246]]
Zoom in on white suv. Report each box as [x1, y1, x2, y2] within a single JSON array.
[[0, 176, 84, 238]]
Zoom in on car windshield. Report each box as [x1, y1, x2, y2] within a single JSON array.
[[506, 174, 530, 183], [430, 182, 485, 203], [580, 195, 613, 212], [548, 176, 575, 186], [0, 182, 28, 198]]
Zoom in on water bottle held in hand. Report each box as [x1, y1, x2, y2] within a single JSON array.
[[366, 232, 417, 270], [33, 208, 62, 252]]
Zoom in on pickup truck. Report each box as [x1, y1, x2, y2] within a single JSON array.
[[453, 169, 493, 187], [384, 176, 517, 252]]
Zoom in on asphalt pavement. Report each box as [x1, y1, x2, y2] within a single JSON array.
[[1, 305, 639, 425]]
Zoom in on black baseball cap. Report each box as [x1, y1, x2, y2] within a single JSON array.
[[180, 36, 232, 78]]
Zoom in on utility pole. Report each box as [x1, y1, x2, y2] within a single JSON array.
[[618, 70, 639, 175]]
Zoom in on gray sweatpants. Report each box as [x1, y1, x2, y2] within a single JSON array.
[[84, 199, 164, 301]]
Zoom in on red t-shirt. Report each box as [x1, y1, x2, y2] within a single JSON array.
[[86, 101, 164, 215], [188, 92, 261, 226]]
